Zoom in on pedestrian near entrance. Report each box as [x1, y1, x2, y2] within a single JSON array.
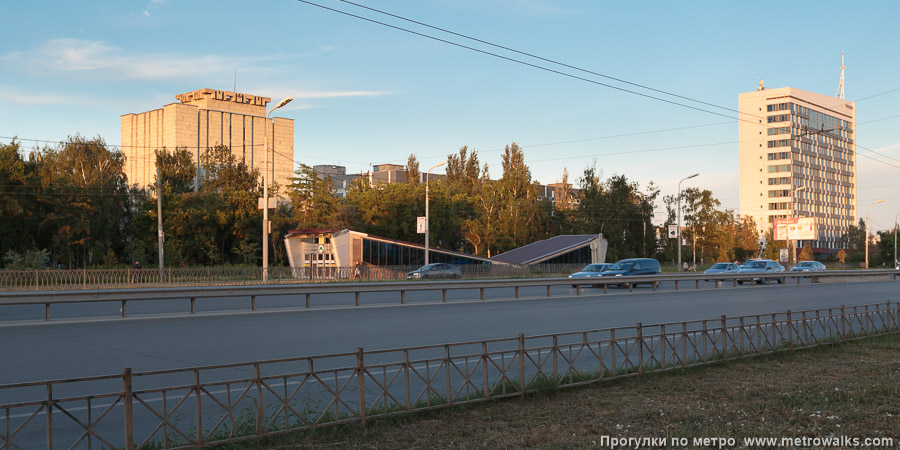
[[131, 260, 142, 283]]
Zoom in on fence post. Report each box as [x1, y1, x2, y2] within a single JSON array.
[[660, 324, 667, 369], [701, 321, 708, 362], [891, 301, 897, 332], [896, 302, 900, 332], [552, 334, 559, 383], [865, 305, 871, 336], [251, 295, 256, 311], [514, 286, 519, 299], [35, 269, 39, 291], [518, 333, 526, 397], [681, 322, 688, 367], [720, 315, 727, 360], [255, 363, 263, 436], [190, 298, 196, 314], [786, 310, 793, 351], [610, 329, 617, 375], [802, 311, 809, 344], [841, 305, 847, 341], [194, 370, 202, 446], [123, 368, 134, 450], [83, 268, 86, 290], [444, 345, 452, 404], [636, 323, 644, 373], [739, 317, 745, 357], [46, 384, 53, 450], [404, 349, 412, 409], [400, 290, 405, 304], [357, 348, 366, 427], [305, 293, 311, 308], [482, 342, 490, 399]]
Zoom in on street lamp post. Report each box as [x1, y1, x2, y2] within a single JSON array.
[[895, 212, 899, 268], [424, 161, 447, 265], [864, 199, 884, 269], [677, 173, 699, 271], [790, 186, 807, 265], [262, 97, 292, 283]]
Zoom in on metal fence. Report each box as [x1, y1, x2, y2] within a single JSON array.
[[1, 302, 896, 449], [0, 264, 587, 292]]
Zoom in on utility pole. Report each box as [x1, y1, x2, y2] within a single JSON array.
[[157, 168, 165, 279], [677, 173, 699, 271]]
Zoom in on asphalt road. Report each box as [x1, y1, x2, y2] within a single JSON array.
[[2, 279, 898, 385]]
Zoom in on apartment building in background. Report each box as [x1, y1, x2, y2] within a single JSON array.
[[121, 88, 294, 190], [738, 82, 856, 253]]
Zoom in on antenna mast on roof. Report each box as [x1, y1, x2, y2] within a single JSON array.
[[836, 53, 845, 99]]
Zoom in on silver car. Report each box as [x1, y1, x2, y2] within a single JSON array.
[[737, 259, 785, 285], [790, 261, 826, 272], [568, 263, 614, 287], [704, 262, 740, 275]]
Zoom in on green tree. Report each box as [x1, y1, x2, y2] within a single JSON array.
[[446, 146, 480, 192], [0, 140, 41, 264], [36, 135, 133, 268], [289, 164, 341, 229], [406, 154, 420, 186], [576, 167, 657, 261], [842, 219, 866, 262], [154, 147, 196, 194]]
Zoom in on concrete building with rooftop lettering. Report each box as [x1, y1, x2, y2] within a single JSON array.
[[121, 88, 294, 191]]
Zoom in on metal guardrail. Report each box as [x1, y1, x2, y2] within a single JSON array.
[[0, 270, 897, 322], [0, 264, 586, 291], [0, 302, 896, 448]]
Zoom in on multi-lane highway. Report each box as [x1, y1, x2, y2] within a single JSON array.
[[2, 279, 897, 385]]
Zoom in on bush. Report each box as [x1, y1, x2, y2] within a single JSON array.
[[2, 249, 51, 269]]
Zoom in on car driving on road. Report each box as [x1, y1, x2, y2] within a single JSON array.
[[737, 259, 785, 284], [568, 263, 614, 287], [704, 262, 740, 275], [597, 258, 662, 288], [406, 263, 462, 279], [789, 261, 826, 272]]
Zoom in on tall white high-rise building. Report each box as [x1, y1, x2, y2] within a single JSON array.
[[738, 83, 856, 253]]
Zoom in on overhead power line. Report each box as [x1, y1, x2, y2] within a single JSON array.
[[333, 0, 745, 117], [295, 0, 900, 173], [294, 0, 749, 123]]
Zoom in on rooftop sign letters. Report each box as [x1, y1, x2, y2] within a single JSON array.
[[176, 89, 271, 107]]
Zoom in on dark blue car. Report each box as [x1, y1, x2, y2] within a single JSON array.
[[599, 258, 662, 288]]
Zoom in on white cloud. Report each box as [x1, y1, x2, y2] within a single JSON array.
[[4, 39, 288, 81], [0, 86, 81, 106], [290, 90, 388, 99], [142, 10, 150, 17]]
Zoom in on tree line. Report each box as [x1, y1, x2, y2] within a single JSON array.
[[1, 137, 891, 269]]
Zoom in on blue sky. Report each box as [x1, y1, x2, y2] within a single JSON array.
[[2, 1, 899, 231]]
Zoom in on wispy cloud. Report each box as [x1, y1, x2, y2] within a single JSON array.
[[242, 85, 393, 109], [0, 86, 82, 106], [4, 39, 290, 81], [290, 90, 389, 99]]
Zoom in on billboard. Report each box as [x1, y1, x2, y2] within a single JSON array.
[[774, 217, 817, 241]]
